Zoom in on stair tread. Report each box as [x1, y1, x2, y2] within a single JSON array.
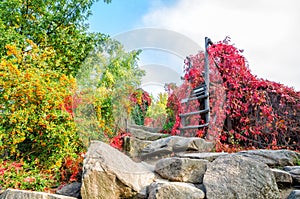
[[179, 123, 209, 130], [179, 109, 209, 117]]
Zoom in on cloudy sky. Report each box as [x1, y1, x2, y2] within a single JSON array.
[[89, 0, 300, 91]]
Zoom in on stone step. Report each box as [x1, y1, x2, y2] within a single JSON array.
[[127, 126, 169, 141], [128, 124, 162, 134], [139, 136, 215, 163], [178, 152, 228, 162]]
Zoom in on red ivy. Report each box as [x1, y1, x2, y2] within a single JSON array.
[[166, 37, 300, 151]]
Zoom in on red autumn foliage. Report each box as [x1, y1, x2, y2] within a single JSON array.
[[61, 94, 82, 117], [110, 131, 131, 150], [129, 88, 152, 125], [166, 37, 300, 151], [129, 88, 152, 112], [60, 153, 85, 183]]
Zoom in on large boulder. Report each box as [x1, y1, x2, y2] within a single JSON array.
[[237, 150, 300, 167], [0, 189, 76, 199], [81, 140, 155, 199], [203, 154, 280, 199], [155, 157, 208, 183], [148, 180, 205, 199], [172, 137, 215, 152]]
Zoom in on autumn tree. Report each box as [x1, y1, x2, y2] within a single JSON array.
[[75, 38, 145, 146], [0, 0, 111, 75], [0, 0, 145, 190]]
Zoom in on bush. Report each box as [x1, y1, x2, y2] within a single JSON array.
[[129, 89, 151, 125], [0, 42, 83, 169], [145, 92, 168, 127], [0, 159, 59, 191]]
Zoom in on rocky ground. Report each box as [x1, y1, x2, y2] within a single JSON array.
[[1, 125, 300, 199]]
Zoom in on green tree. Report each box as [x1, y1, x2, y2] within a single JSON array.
[[146, 92, 168, 127], [0, 0, 110, 76], [0, 0, 123, 190], [75, 38, 145, 146]]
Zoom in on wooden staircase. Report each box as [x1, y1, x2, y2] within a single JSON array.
[[179, 37, 212, 135]]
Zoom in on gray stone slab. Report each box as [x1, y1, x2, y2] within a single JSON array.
[[0, 189, 77, 199], [178, 152, 228, 162]]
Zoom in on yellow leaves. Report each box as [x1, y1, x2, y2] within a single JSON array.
[[69, 76, 76, 86], [10, 106, 15, 112], [96, 86, 110, 99], [8, 63, 20, 76], [105, 71, 115, 85], [5, 44, 18, 57], [60, 74, 67, 81], [10, 118, 17, 124], [12, 131, 25, 144], [36, 90, 45, 101], [98, 119, 105, 128], [26, 39, 37, 50], [24, 71, 32, 80], [5, 44, 22, 62], [19, 137, 26, 142], [11, 146, 16, 154], [55, 160, 62, 168], [47, 87, 53, 92], [0, 41, 86, 175], [137, 97, 142, 106], [3, 95, 8, 100], [59, 74, 72, 87]]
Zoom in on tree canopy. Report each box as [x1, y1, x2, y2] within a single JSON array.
[[0, 0, 110, 75], [0, 0, 147, 190]]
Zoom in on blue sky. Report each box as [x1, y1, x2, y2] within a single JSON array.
[[89, 1, 147, 35], [88, 0, 300, 92], [89, 0, 174, 35]]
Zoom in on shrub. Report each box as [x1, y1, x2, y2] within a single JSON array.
[[0, 42, 83, 169], [129, 89, 152, 125], [145, 92, 168, 127], [0, 159, 59, 192]]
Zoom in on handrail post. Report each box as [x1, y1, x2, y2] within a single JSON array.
[[204, 37, 212, 124]]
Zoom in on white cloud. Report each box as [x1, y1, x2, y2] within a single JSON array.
[[141, 0, 300, 90]]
